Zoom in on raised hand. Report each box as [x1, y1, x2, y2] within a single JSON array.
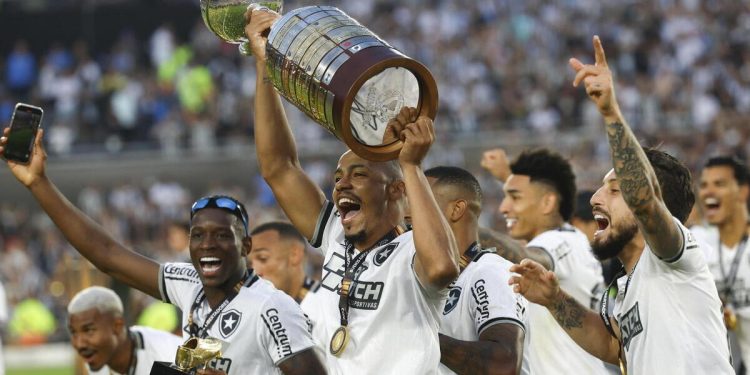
[[398, 115, 435, 168], [382, 106, 418, 144], [244, 7, 281, 61], [480, 148, 511, 183], [508, 259, 561, 308], [569, 35, 620, 120], [0, 128, 47, 188]]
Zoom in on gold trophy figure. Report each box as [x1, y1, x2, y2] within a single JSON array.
[[200, 0, 283, 55], [150, 337, 224, 374]]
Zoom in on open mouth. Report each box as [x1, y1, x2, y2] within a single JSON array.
[[78, 349, 96, 363], [704, 197, 720, 215], [594, 214, 610, 235], [337, 197, 362, 224], [199, 257, 222, 276], [505, 218, 517, 230]]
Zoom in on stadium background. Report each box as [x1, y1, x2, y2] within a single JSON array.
[[0, 0, 748, 373]]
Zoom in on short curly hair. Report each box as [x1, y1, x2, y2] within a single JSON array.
[[510, 149, 577, 221]]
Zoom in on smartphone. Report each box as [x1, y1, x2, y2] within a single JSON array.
[[3, 103, 43, 164]]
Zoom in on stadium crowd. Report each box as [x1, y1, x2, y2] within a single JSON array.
[[0, 0, 749, 353]]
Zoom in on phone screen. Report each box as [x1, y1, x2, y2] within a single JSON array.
[[5, 105, 43, 163]]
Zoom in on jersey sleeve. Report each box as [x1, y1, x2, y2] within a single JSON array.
[[158, 262, 202, 310], [527, 231, 572, 278], [469, 257, 528, 335], [649, 218, 705, 273], [309, 200, 338, 257], [258, 292, 316, 365]]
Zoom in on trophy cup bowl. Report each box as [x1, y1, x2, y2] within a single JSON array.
[[150, 337, 223, 374], [200, 0, 283, 54], [201, 3, 438, 161]]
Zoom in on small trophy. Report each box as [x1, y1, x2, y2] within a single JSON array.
[[200, 1, 439, 161], [150, 337, 223, 375]]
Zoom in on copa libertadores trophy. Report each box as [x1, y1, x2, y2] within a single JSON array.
[[150, 337, 223, 375], [201, 0, 439, 161]]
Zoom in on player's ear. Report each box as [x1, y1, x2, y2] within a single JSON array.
[[388, 180, 406, 200], [540, 191, 558, 216], [450, 200, 468, 222], [241, 235, 252, 257]]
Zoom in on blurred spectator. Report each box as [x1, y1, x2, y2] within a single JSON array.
[[4, 41, 36, 101]]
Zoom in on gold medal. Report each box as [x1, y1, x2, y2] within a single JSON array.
[[329, 326, 350, 356], [725, 306, 738, 330]]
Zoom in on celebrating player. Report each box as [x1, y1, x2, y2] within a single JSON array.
[[510, 35, 733, 374], [246, 9, 459, 374], [425, 166, 529, 375], [0, 129, 325, 375], [68, 286, 182, 375]]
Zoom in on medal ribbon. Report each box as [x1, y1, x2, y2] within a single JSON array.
[[187, 271, 254, 338], [718, 235, 748, 304], [337, 227, 404, 328]]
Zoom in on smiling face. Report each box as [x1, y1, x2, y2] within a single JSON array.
[[333, 151, 402, 247], [189, 208, 248, 289], [499, 174, 551, 242], [68, 309, 122, 371], [699, 165, 747, 226], [590, 169, 639, 260]]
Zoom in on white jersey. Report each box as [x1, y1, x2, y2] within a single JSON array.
[[693, 224, 750, 369], [438, 250, 530, 375], [299, 282, 327, 362], [613, 219, 733, 374], [158, 263, 315, 374], [526, 224, 608, 374], [88, 326, 182, 375], [309, 201, 446, 374]]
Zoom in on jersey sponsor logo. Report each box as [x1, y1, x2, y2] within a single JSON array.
[[471, 279, 491, 323], [374, 243, 398, 266], [263, 308, 294, 358], [443, 285, 462, 315], [321, 252, 346, 292], [220, 309, 242, 338], [349, 281, 384, 310], [163, 264, 199, 278], [619, 302, 644, 351], [207, 357, 232, 372]]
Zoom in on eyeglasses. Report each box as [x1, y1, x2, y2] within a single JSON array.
[[190, 196, 249, 233]]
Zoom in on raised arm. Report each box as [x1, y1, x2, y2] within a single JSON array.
[[570, 36, 681, 259], [439, 325, 524, 375], [400, 117, 459, 289], [245, 10, 326, 240], [509, 259, 619, 364], [0, 129, 161, 298]]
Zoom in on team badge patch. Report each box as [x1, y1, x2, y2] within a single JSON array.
[[374, 243, 398, 266], [443, 286, 462, 315], [220, 309, 242, 338]]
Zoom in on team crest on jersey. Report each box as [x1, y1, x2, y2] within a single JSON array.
[[443, 286, 462, 315], [374, 243, 398, 266], [220, 309, 242, 338], [619, 302, 643, 350]]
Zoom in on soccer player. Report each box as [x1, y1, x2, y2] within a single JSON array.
[[68, 286, 182, 375], [248, 222, 320, 303], [481, 148, 607, 374], [425, 166, 529, 375], [246, 9, 459, 374], [695, 156, 750, 369], [0, 132, 325, 375], [510, 35, 733, 374]]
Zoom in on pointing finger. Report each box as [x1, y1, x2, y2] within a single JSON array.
[[593, 35, 608, 68], [573, 65, 599, 87], [569, 58, 584, 72]]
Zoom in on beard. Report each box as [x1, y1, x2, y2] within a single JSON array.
[[345, 230, 367, 246], [591, 221, 638, 260]]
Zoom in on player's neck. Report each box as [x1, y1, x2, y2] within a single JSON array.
[[618, 235, 647, 274], [530, 217, 565, 240], [205, 271, 246, 309], [108, 330, 134, 374], [287, 270, 305, 300], [718, 208, 749, 248], [454, 222, 478, 256], [355, 224, 400, 251]]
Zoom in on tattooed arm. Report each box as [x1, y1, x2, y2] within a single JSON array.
[[509, 259, 620, 364], [439, 325, 525, 375], [570, 36, 682, 259]]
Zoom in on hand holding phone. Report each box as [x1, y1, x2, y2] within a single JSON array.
[[3, 103, 43, 164]]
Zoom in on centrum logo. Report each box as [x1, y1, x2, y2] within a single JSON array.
[[262, 308, 293, 358]]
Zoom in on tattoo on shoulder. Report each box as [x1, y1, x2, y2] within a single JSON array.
[[606, 122, 652, 210], [553, 294, 585, 330]]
